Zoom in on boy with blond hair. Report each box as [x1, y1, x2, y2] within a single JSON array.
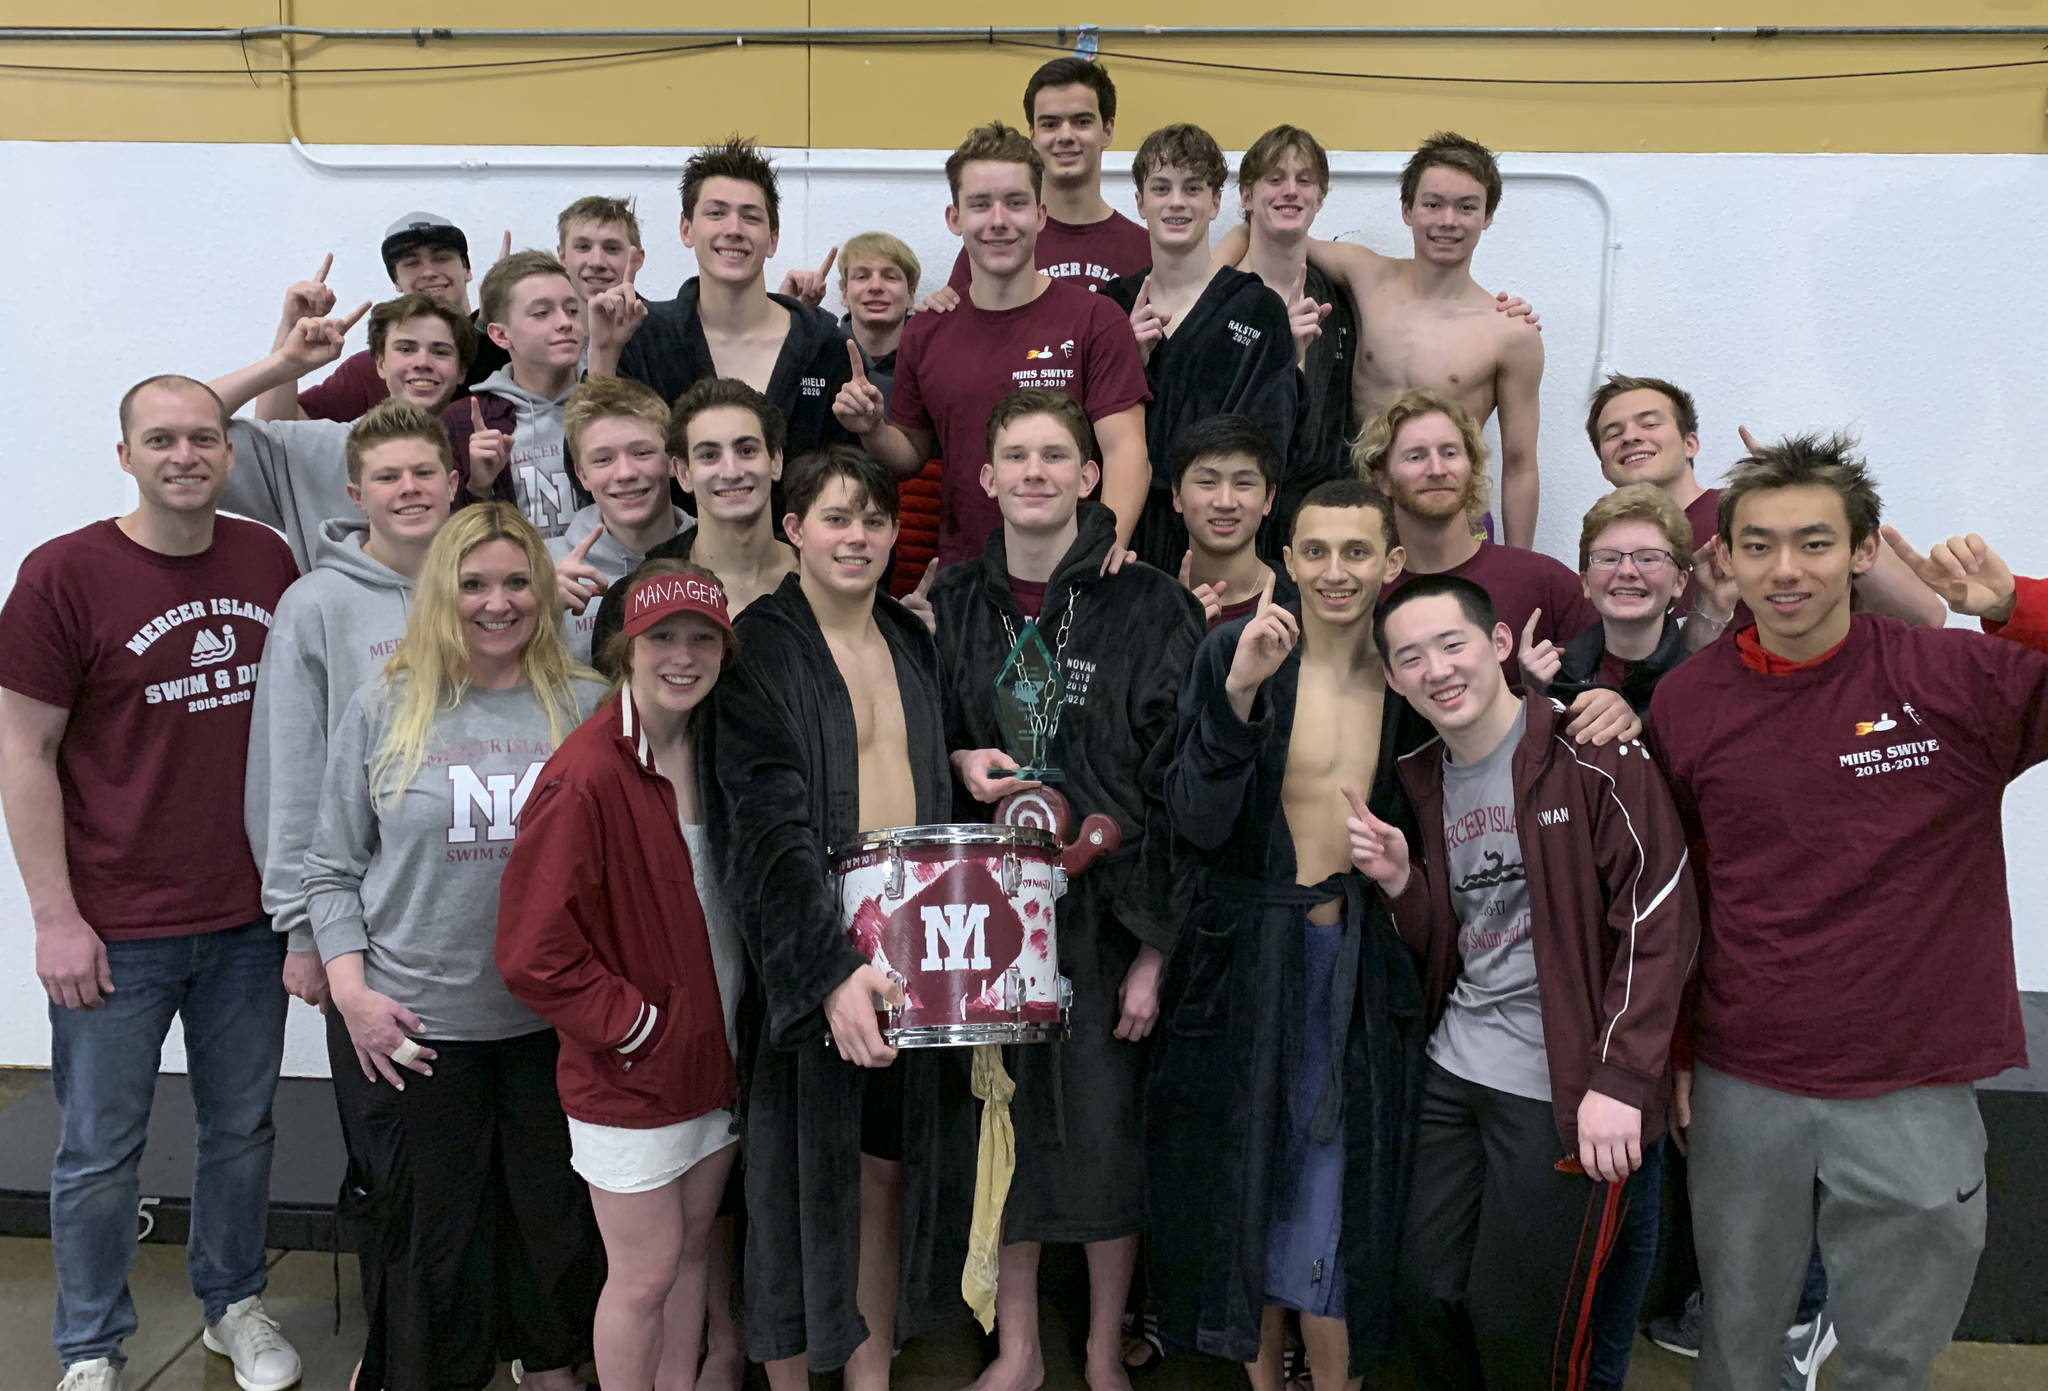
[[548, 377, 693, 663]]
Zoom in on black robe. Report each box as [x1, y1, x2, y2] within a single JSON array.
[[703, 572, 977, 1367], [928, 501, 1205, 1243], [1147, 608, 1433, 1375], [1102, 268, 1300, 571], [1550, 612, 1690, 718], [1264, 265, 1359, 563]]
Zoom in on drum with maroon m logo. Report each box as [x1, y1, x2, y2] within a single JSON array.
[[831, 823, 1071, 1047]]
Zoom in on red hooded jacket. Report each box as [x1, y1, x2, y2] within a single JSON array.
[[496, 690, 737, 1128], [1390, 694, 1700, 1149]]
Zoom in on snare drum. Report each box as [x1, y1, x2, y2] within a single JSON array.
[[831, 823, 1073, 1047]]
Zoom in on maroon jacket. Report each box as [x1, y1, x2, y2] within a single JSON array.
[[1390, 694, 1699, 1149], [496, 691, 737, 1128], [439, 390, 522, 510]]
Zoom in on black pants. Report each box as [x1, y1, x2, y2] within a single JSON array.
[[1397, 1063, 1631, 1391], [329, 1025, 602, 1391]]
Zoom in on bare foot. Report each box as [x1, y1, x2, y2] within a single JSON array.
[[696, 1345, 745, 1391], [1083, 1342, 1135, 1391], [965, 1350, 1045, 1391]]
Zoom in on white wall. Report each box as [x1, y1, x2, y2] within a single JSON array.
[[2, 142, 2045, 1075]]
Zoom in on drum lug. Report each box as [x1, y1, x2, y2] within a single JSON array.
[[1006, 965, 1023, 1022], [884, 844, 904, 900], [1056, 974, 1073, 1027], [1052, 866, 1069, 900], [1000, 850, 1021, 897], [885, 970, 908, 1030]]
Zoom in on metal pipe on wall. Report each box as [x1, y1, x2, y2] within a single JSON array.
[[6, 25, 2048, 41]]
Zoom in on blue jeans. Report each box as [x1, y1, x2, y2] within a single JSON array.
[[1587, 1136, 1666, 1388], [48, 918, 286, 1368]]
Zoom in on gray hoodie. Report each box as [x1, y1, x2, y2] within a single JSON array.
[[546, 502, 695, 664], [244, 519, 414, 954], [304, 671, 605, 1040], [476, 366, 578, 541], [223, 417, 355, 570]]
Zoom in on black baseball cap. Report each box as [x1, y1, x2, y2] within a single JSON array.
[[380, 212, 471, 279]]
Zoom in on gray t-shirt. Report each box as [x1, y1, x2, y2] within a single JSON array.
[[304, 673, 606, 1041], [1427, 703, 1551, 1101]]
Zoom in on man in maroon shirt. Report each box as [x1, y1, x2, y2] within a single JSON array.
[[1358, 389, 1637, 746], [1586, 373, 1944, 630], [933, 57, 1151, 301], [835, 121, 1151, 567], [1649, 436, 2048, 1391], [0, 377, 304, 1391]]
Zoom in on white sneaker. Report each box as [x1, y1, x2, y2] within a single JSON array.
[[202, 1295, 303, 1391], [57, 1359, 121, 1391]]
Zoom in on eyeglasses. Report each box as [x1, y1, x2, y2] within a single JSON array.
[[1586, 548, 1677, 574]]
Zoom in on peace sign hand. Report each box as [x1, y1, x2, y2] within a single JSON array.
[[832, 340, 887, 435], [279, 299, 371, 374], [466, 396, 512, 492], [1518, 608, 1561, 690], [554, 526, 608, 612], [777, 245, 839, 310], [1129, 276, 1168, 364], [901, 558, 939, 634], [1344, 785, 1411, 898]]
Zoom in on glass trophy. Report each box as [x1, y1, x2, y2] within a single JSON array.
[[993, 620, 1067, 783]]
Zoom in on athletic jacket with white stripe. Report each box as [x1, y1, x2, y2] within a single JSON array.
[[1388, 693, 1700, 1150]]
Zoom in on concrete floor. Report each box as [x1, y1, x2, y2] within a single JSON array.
[[0, 1066, 2041, 1389]]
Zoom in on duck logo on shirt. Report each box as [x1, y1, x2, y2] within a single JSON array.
[[1025, 345, 1054, 360], [1854, 712, 1898, 736]]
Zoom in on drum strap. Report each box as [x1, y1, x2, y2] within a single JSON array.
[[962, 1043, 1017, 1332]]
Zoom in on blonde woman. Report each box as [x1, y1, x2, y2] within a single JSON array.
[[498, 559, 744, 1391], [304, 502, 606, 1391]]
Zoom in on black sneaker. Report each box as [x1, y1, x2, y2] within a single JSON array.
[[1647, 1289, 1703, 1358], [1779, 1307, 1838, 1391]]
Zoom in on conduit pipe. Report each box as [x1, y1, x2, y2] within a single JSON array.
[[8, 25, 2048, 41]]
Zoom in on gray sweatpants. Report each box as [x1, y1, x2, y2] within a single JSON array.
[[1687, 1064, 1987, 1391]]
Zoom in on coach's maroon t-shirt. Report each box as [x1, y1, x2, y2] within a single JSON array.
[[1649, 613, 2048, 1097], [0, 518, 298, 940], [891, 279, 1150, 566], [946, 211, 1153, 296], [1380, 541, 1600, 690]]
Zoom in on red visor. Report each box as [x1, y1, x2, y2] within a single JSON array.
[[622, 573, 732, 636]]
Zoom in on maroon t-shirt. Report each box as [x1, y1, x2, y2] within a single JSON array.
[[1008, 576, 1047, 621], [1215, 593, 1262, 629], [1381, 541, 1600, 690], [0, 518, 298, 939], [891, 280, 1151, 566], [1649, 613, 2048, 1096], [946, 211, 1153, 295]]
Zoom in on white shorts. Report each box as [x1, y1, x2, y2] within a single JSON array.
[[567, 1110, 739, 1195]]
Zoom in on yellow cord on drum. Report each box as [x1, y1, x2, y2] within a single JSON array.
[[963, 1042, 1016, 1332]]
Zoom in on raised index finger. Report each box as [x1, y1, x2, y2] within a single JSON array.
[[568, 526, 601, 562], [1341, 785, 1371, 824], [313, 251, 333, 283], [470, 396, 486, 430], [1879, 525, 1929, 577], [1257, 568, 1278, 613], [1521, 608, 1543, 649], [847, 339, 868, 384], [818, 244, 839, 277], [339, 299, 371, 331]]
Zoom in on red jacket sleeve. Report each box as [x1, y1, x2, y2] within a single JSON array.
[[1582, 739, 1701, 1111], [1982, 575, 2048, 654], [495, 776, 653, 1055]]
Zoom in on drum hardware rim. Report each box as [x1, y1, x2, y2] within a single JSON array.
[[829, 822, 1063, 858], [885, 969, 908, 1029], [881, 1020, 1069, 1047], [884, 843, 904, 900], [999, 850, 1022, 897]]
